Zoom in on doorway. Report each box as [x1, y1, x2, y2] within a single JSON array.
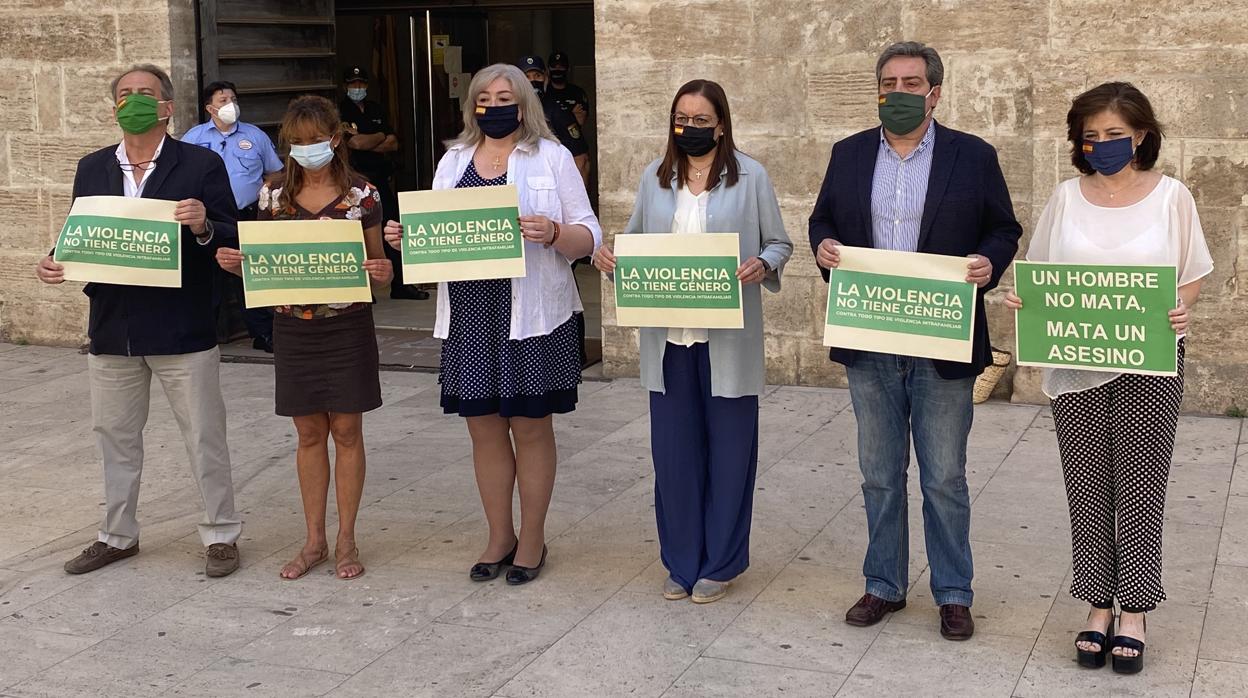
[[336, 2, 601, 366]]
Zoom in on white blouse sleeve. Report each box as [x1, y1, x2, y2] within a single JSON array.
[[552, 144, 602, 252], [1171, 181, 1214, 286], [1024, 179, 1068, 263]]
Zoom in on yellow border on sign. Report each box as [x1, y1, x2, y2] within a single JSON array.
[[54, 195, 181, 288], [398, 185, 527, 283], [822, 246, 977, 363], [239, 219, 373, 308], [613, 232, 744, 330]]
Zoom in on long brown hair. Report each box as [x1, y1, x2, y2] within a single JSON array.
[[1066, 82, 1164, 175], [276, 95, 355, 211], [657, 80, 740, 191]]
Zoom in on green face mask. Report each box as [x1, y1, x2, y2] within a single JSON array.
[[878, 88, 934, 136], [115, 93, 167, 135]]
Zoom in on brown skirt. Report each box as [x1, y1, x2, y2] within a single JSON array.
[[273, 307, 382, 417]]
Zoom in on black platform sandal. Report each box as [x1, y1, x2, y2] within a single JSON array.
[[469, 541, 517, 582], [1110, 615, 1147, 674], [1075, 615, 1115, 668]]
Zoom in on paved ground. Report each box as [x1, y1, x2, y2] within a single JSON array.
[[0, 342, 1244, 697]]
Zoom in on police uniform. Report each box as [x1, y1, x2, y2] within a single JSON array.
[[545, 51, 590, 157]]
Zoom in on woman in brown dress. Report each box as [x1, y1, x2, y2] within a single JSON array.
[[216, 95, 393, 580]]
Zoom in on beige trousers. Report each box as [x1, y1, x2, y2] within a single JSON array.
[[88, 347, 241, 549]]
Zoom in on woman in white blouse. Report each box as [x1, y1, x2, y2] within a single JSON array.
[[1005, 82, 1212, 675], [384, 64, 601, 585]]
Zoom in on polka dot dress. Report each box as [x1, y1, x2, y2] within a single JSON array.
[[439, 162, 581, 419], [1050, 339, 1185, 612]]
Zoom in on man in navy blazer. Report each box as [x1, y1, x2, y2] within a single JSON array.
[[809, 42, 1021, 640], [35, 65, 243, 578]]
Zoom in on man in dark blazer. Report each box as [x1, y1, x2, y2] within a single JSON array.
[[809, 42, 1021, 641], [35, 64, 243, 578]]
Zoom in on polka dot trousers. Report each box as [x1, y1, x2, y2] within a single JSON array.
[[1050, 341, 1185, 613]]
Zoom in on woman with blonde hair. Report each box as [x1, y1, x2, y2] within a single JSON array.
[[217, 95, 393, 581], [385, 64, 600, 584]]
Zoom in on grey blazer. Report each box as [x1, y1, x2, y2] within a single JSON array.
[[621, 151, 793, 398]]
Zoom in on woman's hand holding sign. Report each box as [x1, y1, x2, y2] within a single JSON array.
[[519, 215, 555, 245], [383, 219, 402, 251], [1169, 298, 1189, 334], [364, 258, 394, 286], [591, 244, 616, 274], [216, 247, 243, 276], [737, 256, 768, 285]]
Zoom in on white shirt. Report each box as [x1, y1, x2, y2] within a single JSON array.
[[1025, 175, 1214, 398], [667, 186, 710, 346], [116, 137, 166, 198], [431, 138, 602, 341]]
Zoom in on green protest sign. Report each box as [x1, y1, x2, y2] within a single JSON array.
[[613, 233, 743, 329], [53, 195, 181, 287], [239, 220, 372, 308], [398, 185, 525, 283], [824, 247, 977, 362], [1014, 262, 1177, 375]]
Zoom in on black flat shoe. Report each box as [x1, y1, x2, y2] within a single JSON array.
[[469, 541, 517, 582], [1075, 615, 1114, 668], [505, 545, 547, 586], [1111, 615, 1146, 674]]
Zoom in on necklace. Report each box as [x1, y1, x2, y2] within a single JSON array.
[[1099, 172, 1140, 199]]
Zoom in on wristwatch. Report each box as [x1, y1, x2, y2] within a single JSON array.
[[194, 219, 214, 239], [759, 258, 772, 272]]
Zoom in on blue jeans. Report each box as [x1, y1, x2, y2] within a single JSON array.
[[846, 353, 975, 607]]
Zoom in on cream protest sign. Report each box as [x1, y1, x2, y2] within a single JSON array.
[[824, 246, 977, 362], [613, 233, 743, 329], [239, 220, 372, 308], [398, 185, 526, 283], [53, 195, 181, 287]]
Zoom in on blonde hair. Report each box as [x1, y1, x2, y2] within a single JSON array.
[[448, 63, 555, 149]]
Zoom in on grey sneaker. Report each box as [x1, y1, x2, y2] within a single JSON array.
[[205, 543, 240, 578], [64, 541, 138, 574], [663, 576, 689, 600], [691, 578, 731, 604]]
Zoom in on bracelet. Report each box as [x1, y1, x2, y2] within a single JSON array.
[[546, 221, 561, 248]]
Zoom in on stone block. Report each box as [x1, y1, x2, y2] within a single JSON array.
[[740, 137, 827, 201], [763, 333, 800, 386], [592, 59, 680, 142], [984, 135, 1034, 208], [762, 275, 824, 337], [33, 67, 62, 134], [672, 59, 809, 138], [9, 133, 114, 187], [943, 54, 1032, 138], [795, 335, 848, 389], [1052, 1, 1248, 51], [806, 53, 879, 136], [0, 70, 37, 133], [642, 1, 756, 59], [1191, 207, 1239, 295], [0, 188, 44, 250], [1186, 140, 1248, 207], [117, 11, 175, 68], [600, 324, 640, 379], [1128, 76, 1248, 140], [62, 66, 124, 133], [903, 0, 1049, 51], [1026, 52, 1090, 139], [753, 0, 903, 56], [593, 136, 662, 197], [0, 14, 116, 63]]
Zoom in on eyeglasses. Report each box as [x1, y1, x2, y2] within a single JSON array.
[[673, 114, 717, 128]]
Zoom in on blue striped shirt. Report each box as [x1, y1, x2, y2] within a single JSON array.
[[871, 121, 936, 252]]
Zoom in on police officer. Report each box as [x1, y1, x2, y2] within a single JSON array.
[[182, 80, 282, 351], [339, 66, 427, 300], [518, 55, 579, 158], [546, 50, 591, 185]]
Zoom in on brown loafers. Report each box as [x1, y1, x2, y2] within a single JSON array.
[[64, 541, 139, 575], [845, 593, 907, 626], [940, 604, 975, 640]]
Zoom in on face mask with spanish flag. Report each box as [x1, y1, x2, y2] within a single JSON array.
[[1082, 136, 1135, 176], [476, 103, 521, 139], [878, 88, 934, 136]]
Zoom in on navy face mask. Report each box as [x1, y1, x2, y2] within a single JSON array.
[[475, 104, 521, 139], [1083, 136, 1135, 176]]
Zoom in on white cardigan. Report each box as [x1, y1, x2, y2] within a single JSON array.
[[432, 138, 602, 340]]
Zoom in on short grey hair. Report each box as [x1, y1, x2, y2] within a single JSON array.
[[875, 41, 944, 87], [109, 64, 175, 101], [448, 63, 555, 150]]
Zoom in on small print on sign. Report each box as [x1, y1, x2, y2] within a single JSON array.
[[1014, 262, 1177, 375], [398, 185, 525, 283], [612, 233, 744, 329], [53, 195, 181, 288]]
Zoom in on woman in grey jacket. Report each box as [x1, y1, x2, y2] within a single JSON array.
[[593, 80, 792, 604]]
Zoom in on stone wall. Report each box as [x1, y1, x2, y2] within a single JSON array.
[[594, 0, 1248, 414], [0, 0, 196, 347]]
